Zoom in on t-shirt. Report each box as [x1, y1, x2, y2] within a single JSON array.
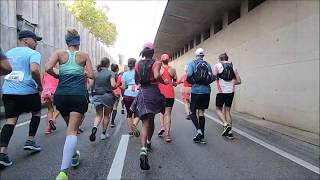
[[94, 67, 115, 94], [186, 58, 212, 94], [122, 69, 139, 97], [2, 47, 41, 95], [213, 61, 238, 93]]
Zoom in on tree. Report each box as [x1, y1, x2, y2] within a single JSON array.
[[61, 0, 117, 46]]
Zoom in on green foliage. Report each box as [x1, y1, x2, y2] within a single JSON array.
[[62, 0, 117, 46]]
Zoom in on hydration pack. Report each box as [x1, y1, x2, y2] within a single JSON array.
[[218, 63, 235, 81], [187, 60, 215, 85], [137, 60, 155, 86]]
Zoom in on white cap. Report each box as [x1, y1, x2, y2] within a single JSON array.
[[195, 48, 204, 56]]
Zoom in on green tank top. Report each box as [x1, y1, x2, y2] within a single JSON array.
[[55, 51, 86, 95]]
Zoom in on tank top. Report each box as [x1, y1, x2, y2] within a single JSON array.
[[158, 66, 175, 98], [43, 67, 59, 90], [55, 50, 86, 95]]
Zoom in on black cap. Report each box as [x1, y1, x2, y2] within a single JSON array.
[[18, 30, 42, 41]]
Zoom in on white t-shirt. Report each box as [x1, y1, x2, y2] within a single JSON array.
[[213, 62, 238, 94]]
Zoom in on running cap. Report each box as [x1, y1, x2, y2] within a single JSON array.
[[195, 48, 204, 56], [160, 53, 170, 61], [18, 30, 42, 41], [143, 42, 154, 50]]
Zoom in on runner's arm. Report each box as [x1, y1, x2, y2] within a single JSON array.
[[234, 70, 241, 85], [110, 77, 117, 90], [172, 68, 178, 86], [31, 63, 42, 91], [45, 51, 60, 79], [0, 57, 12, 76], [85, 54, 94, 80]]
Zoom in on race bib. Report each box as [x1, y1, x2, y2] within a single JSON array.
[[128, 85, 138, 92], [4, 71, 24, 81]]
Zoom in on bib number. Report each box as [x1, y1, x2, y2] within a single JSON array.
[[4, 71, 24, 81], [128, 85, 138, 92]]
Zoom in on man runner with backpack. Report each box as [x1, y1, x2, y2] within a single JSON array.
[[213, 53, 241, 139], [186, 48, 215, 144]]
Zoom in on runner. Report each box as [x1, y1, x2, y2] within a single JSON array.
[[0, 47, 12, 76], [110, 63, 122, 128], [121, 58, 140, 137], [89, 58, 116, 142], [186, 48, 215, 144], [157, 53, 177, 142], [45, 28, 94, 180], [131, 42, 167, 170], [177, 66, 192, 120], [213, 53, 241, 140], [120, 65, 129, 114], [41, 66, 60, 134], [0, 30, 43, 167]]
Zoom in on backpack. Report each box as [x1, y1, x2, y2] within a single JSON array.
[[187, 60, 215, 85], [137, 60, 155, 86], [218, 63, 235, 81]]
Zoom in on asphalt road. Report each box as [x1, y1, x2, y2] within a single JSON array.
[[0, 99, 319, 180]]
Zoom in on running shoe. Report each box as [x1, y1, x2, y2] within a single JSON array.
[[49, 120, 56, 131], [165, 134, 172, 143], [193, 133, 202, 143], [121, 109, 125, 114], [71, 150, 80, 167], [200, 139, 207, 144], [89, 127, 97, 142], [24, 140, 42, 151], [0, 153, 13, 167], [110, 121, 116, 128], [186, 115, 191, 120], [146, 142, 152, 151], [101, 133, 109, 140], [132, 124, 140, 137], [157, 128, 165, 137], [77, 128, 84, 134], [226, 133, 235, 140], [128, 132, 134, 136], [45, 127, 52, 135], [56, 171, 68, 180], [222, 125, 232, 137], [139, 149, 150, 170]]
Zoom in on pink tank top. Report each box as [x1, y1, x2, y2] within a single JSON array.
[[158, 66, 175, 98], [43, 70, 59, 90]]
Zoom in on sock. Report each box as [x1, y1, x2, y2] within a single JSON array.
[[199, 116, 205, 136], [111, 110, 117, 123], [0, 124, 15, 147], [197, 129, 203, 135], [190, 113, 200, 130], [146, 139, 151, 144], [223, 122, 228, 126], [29, 116, 41, 137], [60, 135, 77, 171], [141, 147, 147, 151]]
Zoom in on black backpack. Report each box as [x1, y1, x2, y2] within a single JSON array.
[[187, 60, 215, 85], [218, 63, 235, 81], [137, 60, 155, 86]]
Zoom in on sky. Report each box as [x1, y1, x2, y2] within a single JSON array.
[[96, 1, 168, 64]]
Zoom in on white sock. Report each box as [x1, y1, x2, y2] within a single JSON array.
[[197, 129, 203, 135], [146, 140, 151, 144], [60, 135, 77, 170]]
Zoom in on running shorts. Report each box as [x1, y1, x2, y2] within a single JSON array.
[[190, 93, 210, 111], [215, 93, 234, 108], [123, 95, 136, 118], [54, 95, 89, 117], [2, 93, 41, 118]]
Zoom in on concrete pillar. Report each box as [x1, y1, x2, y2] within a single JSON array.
[[210, 23, 215, 37], [241, 0, 248, 17]]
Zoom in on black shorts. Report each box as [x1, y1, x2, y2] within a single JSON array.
[[54, 95, 89, 117], [216, 93, 234, 108], [161, 98, 175, 114], [2, 93, 41, 118], [190, 93, 210, 112], [123, 95, 136, 118]]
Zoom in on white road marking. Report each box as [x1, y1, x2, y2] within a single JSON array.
[[175, 98, 320, 174], [107, 135, 130, 180], [0, 115, 47, 132]]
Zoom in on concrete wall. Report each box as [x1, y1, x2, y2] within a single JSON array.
[[170, 0, 319, 133], [0, 0, 113, 116], [0, 0, 112, 68]]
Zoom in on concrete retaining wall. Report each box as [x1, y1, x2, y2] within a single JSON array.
[[170, 0, 319, 133]]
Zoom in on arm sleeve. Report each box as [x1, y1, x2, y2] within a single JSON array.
[[30, 51, 41, 65]]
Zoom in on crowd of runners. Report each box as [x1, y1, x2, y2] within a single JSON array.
[[0, 28, 241, 180]]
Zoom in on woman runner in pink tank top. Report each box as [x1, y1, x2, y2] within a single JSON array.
[[41, 66, 60, 134], [157, 54, 177, 142]]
